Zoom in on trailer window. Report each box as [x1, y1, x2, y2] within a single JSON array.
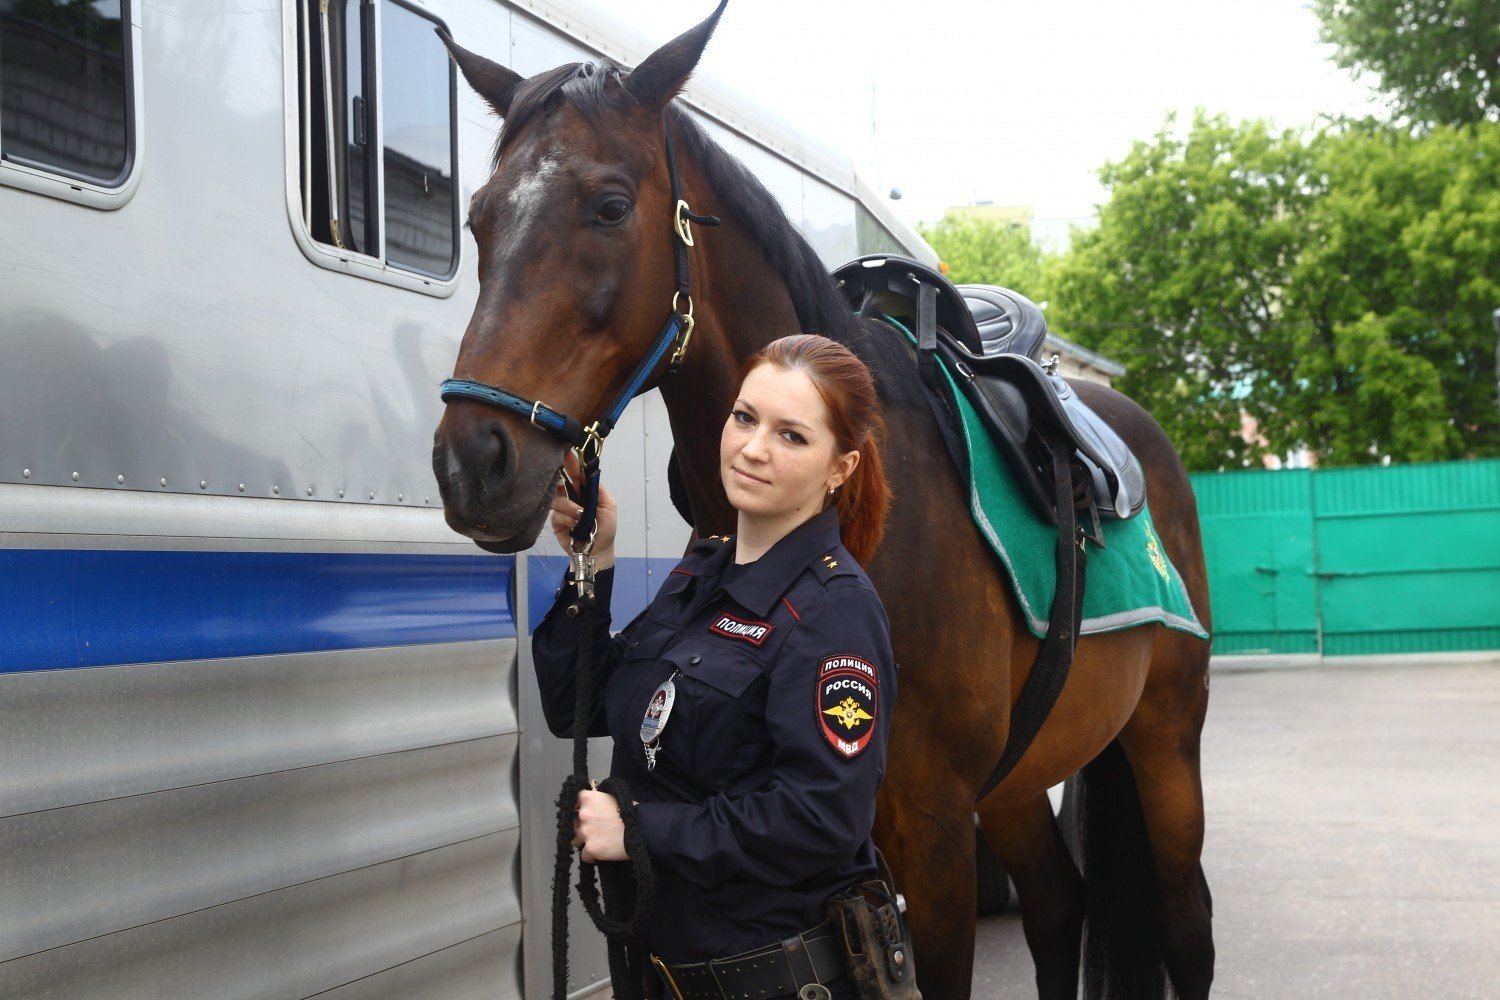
[[299, 0, 457, 279], [0, 0, 132, 185]]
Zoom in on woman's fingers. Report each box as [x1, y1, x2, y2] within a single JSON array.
[[561, 449, 583, 495]]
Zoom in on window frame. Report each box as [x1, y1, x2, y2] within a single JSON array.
[[0, 0, 144, 210], [284, 0, 462, 297]]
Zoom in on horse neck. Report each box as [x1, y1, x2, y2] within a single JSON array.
[[656, 152, 804, 536]]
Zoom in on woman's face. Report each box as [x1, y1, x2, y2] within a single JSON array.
[[719, 364, 858, 522]]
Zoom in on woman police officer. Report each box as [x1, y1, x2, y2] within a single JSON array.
[[532, 334, 896, 1000]]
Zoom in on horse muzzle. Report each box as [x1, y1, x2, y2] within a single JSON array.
[[432, 403, 558, 552]]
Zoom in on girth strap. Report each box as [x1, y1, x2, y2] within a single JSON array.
[[975, 433, 1087, 802]]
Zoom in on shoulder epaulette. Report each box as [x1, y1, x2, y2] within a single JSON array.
[[810, 548, 858, 585], [689, 533, 733, 555]]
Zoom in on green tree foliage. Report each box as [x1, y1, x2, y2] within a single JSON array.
[[1313, 0, 1499, 126], [918, 212, 1050, 302], [1048, 112, 1499, 470], [1048, 113, 1318, 469], [1289, 122, 1499, 462]]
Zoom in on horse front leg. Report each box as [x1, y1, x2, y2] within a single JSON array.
[[979, 793, 1085, 1000], [875, 780, 981, 999]]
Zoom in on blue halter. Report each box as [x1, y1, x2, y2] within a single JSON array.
[[439, 122, 718, 557]]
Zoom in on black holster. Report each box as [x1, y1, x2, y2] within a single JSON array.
[[825, 854, 921, 999]]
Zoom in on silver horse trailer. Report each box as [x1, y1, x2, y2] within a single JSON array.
[[0, 1, 933, 996]]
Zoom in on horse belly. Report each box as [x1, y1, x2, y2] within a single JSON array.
[[981, 628, 1155, 807]]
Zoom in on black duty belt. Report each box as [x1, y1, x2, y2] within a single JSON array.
[[650, 922, 845, 1000]]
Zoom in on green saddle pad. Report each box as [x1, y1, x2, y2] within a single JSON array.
[[913, 326, 1207, 639]]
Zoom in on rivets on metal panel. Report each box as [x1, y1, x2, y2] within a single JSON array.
[[397, 493, 403, 502], [116, 474, 125, 484], [23, 468, 31, 479], [199, 481, 207, 490], [238, 483, 246, 492], [306, 486, 314, 496], [160, 478, 167, 487], [368, 491, 375, 500], [424, 496, 431, 504], [272, 485, 280, 495], [71, 471, 80, 481], [338, 490, 345, 498]]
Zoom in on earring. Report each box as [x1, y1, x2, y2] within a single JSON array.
[[828, 486, 837, 495]]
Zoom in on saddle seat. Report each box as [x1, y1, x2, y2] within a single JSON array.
[[833, 254, 1146, 523]]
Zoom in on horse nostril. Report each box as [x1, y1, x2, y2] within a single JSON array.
[[482, 419, 515, 489]]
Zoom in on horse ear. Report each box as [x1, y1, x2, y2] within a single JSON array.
[[624, 0, 728, 112], [435, 28, 522, 117]]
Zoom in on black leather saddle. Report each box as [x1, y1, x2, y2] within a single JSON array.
[[833, 254, 1146, 526]]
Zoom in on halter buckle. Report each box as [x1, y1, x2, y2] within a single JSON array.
[[528, 400, 550, 429], [673, 199, 696, 247], [669, 293, 696, 367], [575, 421, 605, 465]]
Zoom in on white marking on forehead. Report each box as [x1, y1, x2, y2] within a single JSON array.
[[507, 154, 560, 215]]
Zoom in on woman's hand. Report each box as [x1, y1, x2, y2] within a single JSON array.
[[549, 450, 617, 570], [572, 788, 628, 863]]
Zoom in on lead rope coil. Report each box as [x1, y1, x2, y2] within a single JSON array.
[[551, 517, 656, 999]]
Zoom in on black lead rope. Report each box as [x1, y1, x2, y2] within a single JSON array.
[[551, 589, 658, 1000]]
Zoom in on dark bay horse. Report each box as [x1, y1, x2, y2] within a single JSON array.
[[431, 6, 1214, 997]]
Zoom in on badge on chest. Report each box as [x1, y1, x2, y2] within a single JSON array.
[[640, 673, 678, 771]]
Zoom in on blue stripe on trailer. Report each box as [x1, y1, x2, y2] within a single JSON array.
[[526, 555, 678, 634], [1, 550, 515, 672]]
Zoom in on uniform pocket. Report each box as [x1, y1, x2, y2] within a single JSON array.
[[621, 626, 672, 662], [659, 643, 770, 790], [663, 642, 766, 696]]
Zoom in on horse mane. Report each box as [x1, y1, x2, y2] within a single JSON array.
[[496, 63, 926, 412], [667, 107, 937, 417]]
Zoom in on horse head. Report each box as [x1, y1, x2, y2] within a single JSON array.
[[432, 3, 727, 552]]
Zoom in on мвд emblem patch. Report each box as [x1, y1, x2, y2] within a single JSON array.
[[817, 654, 878, 759]]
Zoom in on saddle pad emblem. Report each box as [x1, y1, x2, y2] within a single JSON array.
[[1145, 525, 1171, 582], [709, 613, 774, 647], [818, 654, 878, 759]]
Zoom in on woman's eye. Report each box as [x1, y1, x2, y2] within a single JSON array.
[[731, 409, 754, 425], [780, 430, 806, 445], [594, 197, 631, 225]]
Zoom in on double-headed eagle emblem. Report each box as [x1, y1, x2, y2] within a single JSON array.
[[823, 695, 874, 731]]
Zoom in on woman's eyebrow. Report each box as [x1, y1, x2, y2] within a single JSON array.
[[735, 398, 813, 431]]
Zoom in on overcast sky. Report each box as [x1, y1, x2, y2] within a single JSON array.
[[623, 0, 1386, 241]]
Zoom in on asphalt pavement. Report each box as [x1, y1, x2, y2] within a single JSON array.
[[970, 657, 1500, 999]]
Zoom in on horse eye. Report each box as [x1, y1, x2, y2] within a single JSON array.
[[595, 197, 631, 226]]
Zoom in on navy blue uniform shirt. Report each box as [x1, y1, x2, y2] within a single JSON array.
[[533, 507, 895, 963]]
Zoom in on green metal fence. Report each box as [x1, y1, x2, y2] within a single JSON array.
[[1189, 459, 1500, 656]]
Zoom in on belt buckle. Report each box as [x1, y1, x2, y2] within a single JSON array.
[[650, 954, 686, 1000]]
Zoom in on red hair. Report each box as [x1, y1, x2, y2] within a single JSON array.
[[740, 334, 892, 566]]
